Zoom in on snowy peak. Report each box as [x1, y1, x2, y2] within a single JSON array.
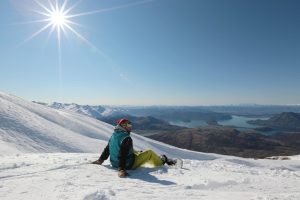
[[45, 102, 127, 118], [47, 102, 106, 119]]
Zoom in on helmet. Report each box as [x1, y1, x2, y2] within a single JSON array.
[[116, 118, 132, 129]]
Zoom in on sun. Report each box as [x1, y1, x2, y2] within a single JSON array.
[[50, 10, 67, 27], [22, 0, 75, 46]]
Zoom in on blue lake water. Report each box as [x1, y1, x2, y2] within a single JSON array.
[[218, 115, 269, 128], [169, 120, 208, 128], [169, 115, 270, 129]]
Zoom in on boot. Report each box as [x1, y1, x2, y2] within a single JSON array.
[[160, 155, 167, 165], [160, 155, 177, 166]]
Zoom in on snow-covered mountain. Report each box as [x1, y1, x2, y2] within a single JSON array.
[[1, 91, 300, 200], [45, 102, 126, 118], [50, 102, 106, 118]]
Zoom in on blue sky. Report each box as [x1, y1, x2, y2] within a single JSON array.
[[0, 0, 299, 105]]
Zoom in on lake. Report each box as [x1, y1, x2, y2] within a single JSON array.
[[169, 115, 270, 129]]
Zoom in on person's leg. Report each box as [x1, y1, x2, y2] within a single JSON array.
[[131, 149, 163, 169]]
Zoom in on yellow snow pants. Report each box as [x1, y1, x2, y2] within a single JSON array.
[[131, 149, 163, 169]]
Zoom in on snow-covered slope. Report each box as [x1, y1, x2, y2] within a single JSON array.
[[0, 92, 112, 154], [1, 91, 300, 200], [0, 91, 213, 159]]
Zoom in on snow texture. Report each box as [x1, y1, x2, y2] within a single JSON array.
[[0, 91, 300, 199]]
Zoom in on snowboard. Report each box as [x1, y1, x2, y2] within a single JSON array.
[[175, 158, 183, 169]]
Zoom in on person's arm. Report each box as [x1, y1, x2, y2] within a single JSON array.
[[92, 143, 109, 165], [118, 137, 132, 172], [99, 143, 110, 161]]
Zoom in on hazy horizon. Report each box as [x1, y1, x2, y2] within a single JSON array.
[[31, 97, 300, 107]]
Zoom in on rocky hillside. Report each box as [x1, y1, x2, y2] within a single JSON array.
[[248, 112, 300, 131], [148, 125, 300, 158]]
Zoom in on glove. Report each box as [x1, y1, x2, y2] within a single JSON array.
[[118, 169, 129, 178], [91, 159, 104, 165]]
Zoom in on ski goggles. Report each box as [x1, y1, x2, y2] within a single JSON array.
[[125, 123, 132, 128]]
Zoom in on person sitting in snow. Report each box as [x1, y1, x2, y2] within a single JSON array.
[[91, 118, 176, 177]]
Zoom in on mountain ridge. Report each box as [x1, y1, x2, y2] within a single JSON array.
[[248, 112, 300, 131]]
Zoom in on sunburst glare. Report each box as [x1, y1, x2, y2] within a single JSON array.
[[20, 0, 154, 91], [24, 0, 153, 48]]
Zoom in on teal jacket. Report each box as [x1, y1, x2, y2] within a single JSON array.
[[109, 130, 134, 169]]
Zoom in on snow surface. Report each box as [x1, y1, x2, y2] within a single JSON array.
[[1, 153, 300, 200], [1, 91, 300, 199]]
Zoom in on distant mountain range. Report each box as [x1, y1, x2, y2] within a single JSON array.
[[201, 105, 300, 117], [43, 102, 234, 121], [41, 102, 300, 119], [114, 107, 232, 122]]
